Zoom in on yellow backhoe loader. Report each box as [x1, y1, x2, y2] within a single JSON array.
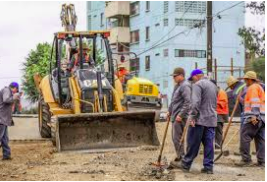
[[34, 31, 159, 152]]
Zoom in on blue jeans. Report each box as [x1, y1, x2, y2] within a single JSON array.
[[182, 125, 215, 170], [0, 124, 11, 159]]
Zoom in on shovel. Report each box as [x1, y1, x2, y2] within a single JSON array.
[[153, 116, 190, 168], [153, 115, 171, 168], [214, 92, 241, 162]]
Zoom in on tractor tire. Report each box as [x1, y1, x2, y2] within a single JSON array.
[[38, 97, 51, 138]]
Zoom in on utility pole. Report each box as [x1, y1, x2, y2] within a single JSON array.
[[207, 1, 213, 76]]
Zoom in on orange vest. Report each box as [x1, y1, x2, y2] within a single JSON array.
[[217, 88, 229, 115], [244, 83, 265, 115]]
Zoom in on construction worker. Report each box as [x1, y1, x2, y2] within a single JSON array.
[[176, 69, 217, 174], [211, 80, 229, 149], [116, 65, 129, 84], [226, 76, 247, 155], [236, 71, 265, 167], [0, 82, 17, 160], [67, 42, 94, 72], [167, 68, 191, 166]]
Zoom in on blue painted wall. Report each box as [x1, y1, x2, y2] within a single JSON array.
[[87, 1, 245, 103]]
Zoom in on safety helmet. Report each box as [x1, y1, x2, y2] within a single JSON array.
[[226, 76, 238, 87]]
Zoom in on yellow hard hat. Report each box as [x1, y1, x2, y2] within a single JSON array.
[[226, 76, 238, 87], [243, 71, 257, 80]]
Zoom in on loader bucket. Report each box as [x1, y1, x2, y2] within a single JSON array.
[[51, 110, 160, 152]]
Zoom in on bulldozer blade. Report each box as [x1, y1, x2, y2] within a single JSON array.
[[51, 110, 160, 152]]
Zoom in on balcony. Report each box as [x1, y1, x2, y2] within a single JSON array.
[[109, 27, 130, 44], [105, 1, 130, 18]]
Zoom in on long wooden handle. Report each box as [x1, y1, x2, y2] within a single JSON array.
[[221, 92, 241, 146], [157, 116, 171, 163], [180, 119, 190, 145]]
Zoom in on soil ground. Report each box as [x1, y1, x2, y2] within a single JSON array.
[[0, 119, 265, 181]]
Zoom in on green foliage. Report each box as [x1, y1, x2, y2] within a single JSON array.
[[251, 57, 265, 82], [246, 1, 265, 15], [22, 43, 53, 103], [88, 43, 105, 65], [238, 1, 265, 57], [238, 27, 265, 56]]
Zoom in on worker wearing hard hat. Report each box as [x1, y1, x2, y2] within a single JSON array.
[[226, 75, 247, 155], [0, 82, 18, 160], [235, 71, 265, 167], [67, 42, 94, 72]]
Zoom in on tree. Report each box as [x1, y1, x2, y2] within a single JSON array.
[[238, 1, 265, 57], [251, 57, 265, 82], [22, 43, 53, 102]]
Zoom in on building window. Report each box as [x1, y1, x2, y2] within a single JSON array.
[[174, 49, 206, 58], [130, 58, 140, 72], [100, 13, 104, 27], [130, 30, 140, 43], [163, 49, 169, 57], [130, 2, 140, 16], [145, 27, 150, 40], [175, 18, 204, 27], [146, 1, 150, 12], [164, 1, 169, 13], [145, 56, 150, 71], [118, 44, 129, 52], [163, 19, 168, 26], [175, 1, 206, 14]]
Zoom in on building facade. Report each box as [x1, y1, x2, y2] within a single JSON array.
[[87, 1, 245, 104]]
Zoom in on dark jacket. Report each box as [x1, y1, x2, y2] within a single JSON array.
[[189, 77, 217, 127], [168, 80, 191, 122], [0, 87, 14, 126]]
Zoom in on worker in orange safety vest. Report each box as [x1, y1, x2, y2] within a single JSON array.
[[235, 71, 265, 167], [211, 80, 229, 149]]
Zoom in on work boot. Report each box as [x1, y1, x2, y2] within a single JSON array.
[[234, 160, 252, 167], [174, 157, 182, 162], [168, 161, 189, 172], [201, 168, 213, 174], [2, 157, 12, 161], [256, 161, 265, 167]]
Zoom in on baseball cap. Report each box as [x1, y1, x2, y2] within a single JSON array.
[[9, 82, 19, 88], [170, 67, 185, 77], [188, 69, 204, 81]]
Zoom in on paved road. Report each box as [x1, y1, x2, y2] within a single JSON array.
[[8, 117, 42, 140]]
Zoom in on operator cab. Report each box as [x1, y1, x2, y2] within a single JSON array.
[[49, 31, 114, 110]]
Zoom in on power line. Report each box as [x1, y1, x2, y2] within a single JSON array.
[[213, 1, 244, 18], [136, 21, 205, 57], [119, 2, 195, 54], [150, 2, 195, 48]]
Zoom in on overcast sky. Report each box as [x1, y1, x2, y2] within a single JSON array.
[[0, 1, 265, 91]]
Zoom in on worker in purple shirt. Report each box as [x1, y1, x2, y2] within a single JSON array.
[[0, 82, 18, 160]]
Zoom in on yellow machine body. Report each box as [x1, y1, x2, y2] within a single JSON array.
[[37, 70, 159, 152]]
